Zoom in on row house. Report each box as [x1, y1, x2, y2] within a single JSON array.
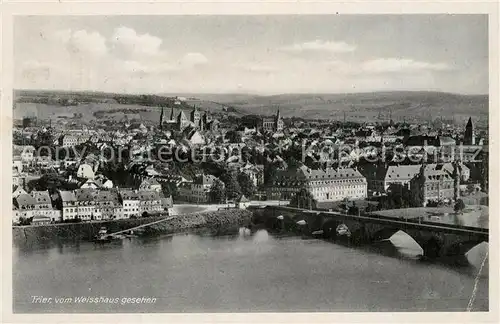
[[178, 174, 220, 203], [137, 190, 163, 214], [96, 190, 123, 220], [12, 190, 61, 224], [59, 190, 78, 220], [120, 190, 141, 218], [74, 188, 96, 221]]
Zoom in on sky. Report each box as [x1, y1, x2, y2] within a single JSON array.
[[14, 15, 488, 95]]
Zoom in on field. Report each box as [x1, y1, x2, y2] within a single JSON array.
[[15, 102, 172, 124]]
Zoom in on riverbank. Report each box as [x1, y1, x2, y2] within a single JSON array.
[[13, 209, 252, 246]]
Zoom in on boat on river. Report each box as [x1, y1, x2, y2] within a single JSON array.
[[93, 227, 122, 244]]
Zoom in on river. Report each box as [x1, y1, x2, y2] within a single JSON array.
[[13, 228, 488, 313]]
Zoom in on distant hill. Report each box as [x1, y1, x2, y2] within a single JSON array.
[[207, 91, 489, 125], [13, 89, 488, 126]]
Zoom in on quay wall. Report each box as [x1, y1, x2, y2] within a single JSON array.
[[13, 209, 252, 245]]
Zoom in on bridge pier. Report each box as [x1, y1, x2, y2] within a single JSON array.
[[405, 230, 487, 259]]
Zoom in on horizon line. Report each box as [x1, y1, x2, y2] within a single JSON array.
[[13, 88, 489, 97]]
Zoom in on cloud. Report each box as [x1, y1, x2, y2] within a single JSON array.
[[116, 53, 208, 77], [281, 40, 356, 53], [19, 60, 55, 81], [50, 29, 107, 57], [181, 52, 208, 67], [361, 58, 451, 73], [233, 62, 278, 73], [118, 60, 180, 75], [111, 26, 163, 57]]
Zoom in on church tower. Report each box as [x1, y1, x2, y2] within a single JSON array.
[[159, 106, 164, 130], [190, 105, 201, 129], [464, 117, 475, 145], [169, 107, 176, 121], [452, 160, 461, 201], [275, 108, 284, 132], [177, 110, 189, 131]]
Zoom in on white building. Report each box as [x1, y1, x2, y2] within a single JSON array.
[[60, 135, 78, 147], [74, 189, 96, 221], [77, 164, 95, 180], [120, 190, 141, 218], [20, 145, 36, 163], [267, 166, 368, 202], [137, 190, 163, 215], [59, 190, 78, 220]]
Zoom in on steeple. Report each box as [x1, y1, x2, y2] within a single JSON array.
[[169, 107, 175, 121], [466, 117, 473, 128], [159, 106, 164, 130], [452, 160, 461, 201], [464, 116, 475, 145]]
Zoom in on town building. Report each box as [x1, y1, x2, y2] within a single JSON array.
[[178, 174, 220, 203], [410, 164, 456, 205], [120, 190, 141, 218], [137, 190, 163, 215], [31, 190, 61, 222], [96, 190, 121, 220], [74, 188, 96, 221], [59, 135, 78, 147], [367, 162, 469, 194], [58, 190, 78, 221], [13, 193, 36, 223], [240, 163, 265, 188], [266, 165, 367, 202], [139, 178, 162, 192]]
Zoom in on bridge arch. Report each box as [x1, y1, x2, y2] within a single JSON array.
[[444, 239, 488, 257]]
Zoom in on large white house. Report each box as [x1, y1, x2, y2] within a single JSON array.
[[267, 165, 368, 202]]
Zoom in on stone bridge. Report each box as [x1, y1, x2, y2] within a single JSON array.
[[250, 206, 488, 259]]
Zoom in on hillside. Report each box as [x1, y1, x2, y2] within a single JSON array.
[[214, 91, 489, 125], [13, 90, 488, 125]]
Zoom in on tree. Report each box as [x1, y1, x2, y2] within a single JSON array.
[[290, 188, 317, 209], [162, 182, 179, 200], [19, 217, 33, 226], [263, 161, 279, 185], [27, 173, 78, 194], [365, 203, 377, 213], [466, 183, 476, 195], [225, 130, 242, 143], [348, 201, 360, 215], [386, 183, 412, 209], [237, 172, 256, 198], [220, 171, 241, 200], [454, 199, 466, 214], [209, 179, 226, 203]]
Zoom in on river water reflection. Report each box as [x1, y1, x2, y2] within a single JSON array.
[[13, 228, 488, 313]]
